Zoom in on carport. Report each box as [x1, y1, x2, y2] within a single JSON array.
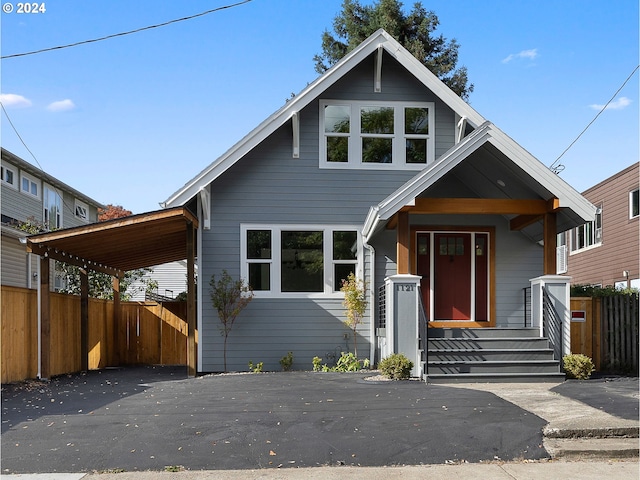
[[22, 207, 198, 378]]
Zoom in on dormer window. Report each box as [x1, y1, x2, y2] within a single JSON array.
[[320, 100, 434, 170]]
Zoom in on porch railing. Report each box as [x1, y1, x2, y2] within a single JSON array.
[[377, 284, 386, 329], [522, 287, 531, 327], [542, 287, 563, 362]]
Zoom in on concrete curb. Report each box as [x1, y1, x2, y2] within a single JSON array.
[[543, 426, 640, 439]]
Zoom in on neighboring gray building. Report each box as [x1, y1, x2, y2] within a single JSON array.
[[1, 148, 103, 289], [162, 30, 594, 377]]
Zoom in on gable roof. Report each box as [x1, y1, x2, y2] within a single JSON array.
[[161, 29, 486, 208], [363, 122, 596, 242]]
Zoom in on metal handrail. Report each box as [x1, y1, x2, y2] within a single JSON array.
[[542, 287, 563, 361]]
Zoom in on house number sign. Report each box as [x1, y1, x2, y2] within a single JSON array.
[[396, 284, 415, 292]]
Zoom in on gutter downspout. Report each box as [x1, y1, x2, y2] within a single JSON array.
[[363, 239, 376, 367]]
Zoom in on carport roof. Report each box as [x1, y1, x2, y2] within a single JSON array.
[[23, 207, 198, 276]]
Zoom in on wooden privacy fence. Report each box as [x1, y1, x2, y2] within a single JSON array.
[[1, 286, 188, 383], [600, 293, 639, 374], [570, 294, 639, 374]]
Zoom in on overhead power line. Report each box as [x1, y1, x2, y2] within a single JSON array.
[[550, 64, 639, 173], [1, 0, 253, 59]]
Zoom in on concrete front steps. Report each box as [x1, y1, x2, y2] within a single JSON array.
[[423, 327, 565, 383]]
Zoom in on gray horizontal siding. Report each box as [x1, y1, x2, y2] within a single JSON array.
[[200, 298, 370, 372], [1, 235, 29, 288]]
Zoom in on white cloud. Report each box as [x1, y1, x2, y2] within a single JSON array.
[[0, 93, 32, 108], [502, 48, 539, 64], [47, 99, 76, 112], [589, 96, 632, 111]]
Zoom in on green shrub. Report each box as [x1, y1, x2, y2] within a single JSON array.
[[334, 352, 360, 372], [312, 356, 323, 372], [280, 351, 294, 371], [248, 361, 263, 373], [379, 353, 413, 380], [312, 353, 370, 372], [563, 354, 595, 380]]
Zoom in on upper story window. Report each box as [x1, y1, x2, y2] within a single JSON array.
[[320, 100, 435, 170], [1, 164, 17, 189], [43, 184, 63, 230], [20, 171, 39, 198], [630, 188, 639, 219], [241, 224, 361, 297], [570, 204, 602, 253], [75, 199, 89, 222]]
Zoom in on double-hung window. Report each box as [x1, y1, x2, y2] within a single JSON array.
[[20, 172, 39, 198], [242, 225, 360, 297], [320, 100, 434, 169], [570, 205, 602, 252], [1, 164, 17, 189]]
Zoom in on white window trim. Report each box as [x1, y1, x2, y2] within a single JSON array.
[[240, 224, 363, 298], [75, 199, 90, 222], [1, 163, 18, 189], [319, 100, 435, 170], [630, 188, 639, 219], [569, 206, 602, 254], [20, 171, 40, 198]]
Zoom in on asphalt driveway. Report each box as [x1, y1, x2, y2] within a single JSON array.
[[1, 366, 549, 473]]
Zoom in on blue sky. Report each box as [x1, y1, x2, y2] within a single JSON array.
[[1, 0, 638, 214]]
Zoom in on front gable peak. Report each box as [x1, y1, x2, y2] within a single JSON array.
[[162, 29, 485, 209]]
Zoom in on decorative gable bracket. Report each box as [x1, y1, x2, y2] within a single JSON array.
[[374, 44, 383, 92], [292, 111, 300, 158], [199, 185, 211, 230]]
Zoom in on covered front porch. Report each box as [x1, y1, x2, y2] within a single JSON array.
[[362, 122, 595, 382]]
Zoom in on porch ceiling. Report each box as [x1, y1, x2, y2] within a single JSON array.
[[23, 207, 198, 276], [418, 144, 589, 239]]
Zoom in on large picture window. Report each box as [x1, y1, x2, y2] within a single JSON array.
[[320, 100, 434, 169], [241, 225, 361, 297]]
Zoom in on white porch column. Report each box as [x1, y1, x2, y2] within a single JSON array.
[[384, 274, 422, 377], [530, 275, 572, 356]]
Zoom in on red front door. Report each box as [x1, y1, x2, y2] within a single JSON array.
[[417, 231, 490, 324], [434, 233, 472, 320]]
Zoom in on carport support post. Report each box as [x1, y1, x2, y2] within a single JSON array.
[[80, 268, 89, 372], [39, 255, 51, 380], [112, 275, 121, 366], [187, 221, 197, 377]]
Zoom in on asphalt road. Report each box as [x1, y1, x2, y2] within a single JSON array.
[[1, 366, 549, 473]]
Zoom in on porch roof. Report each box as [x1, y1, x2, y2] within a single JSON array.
[[363, 122, 596, 242], [22, 207, 198, 277]]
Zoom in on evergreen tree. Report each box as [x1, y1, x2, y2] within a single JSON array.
[[314, 0, 473, 100]]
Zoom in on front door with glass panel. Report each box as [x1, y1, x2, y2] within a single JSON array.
[[416, 231, 490, 324]]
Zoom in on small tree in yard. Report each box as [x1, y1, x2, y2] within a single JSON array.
[[341, 272, 367, 359], [210, 270, 254, 372]]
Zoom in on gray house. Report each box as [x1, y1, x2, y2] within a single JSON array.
[[162, 30, 594, 381], [1, 148, 103, 290]]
